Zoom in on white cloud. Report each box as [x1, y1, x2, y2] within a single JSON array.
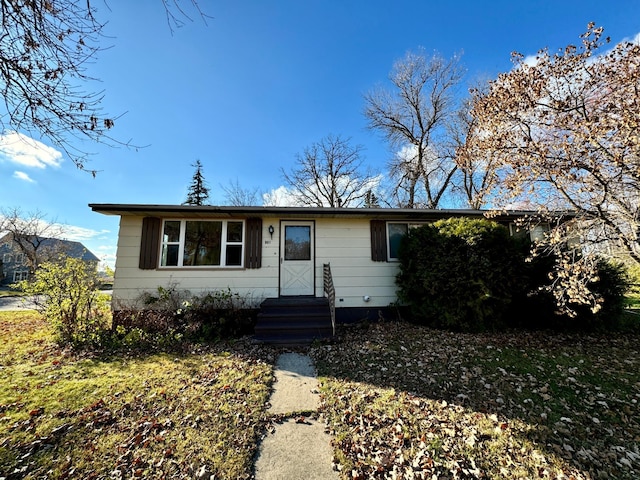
[[13, 171, 35, 183], [96, 251, 117, 270], [262, 186, 301, 206], [61, 225, 111, 242], [0, 131, 63, 169]]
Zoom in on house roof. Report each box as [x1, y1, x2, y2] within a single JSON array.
[[0, 233, 99, 263], [89, 203, 567, 222]]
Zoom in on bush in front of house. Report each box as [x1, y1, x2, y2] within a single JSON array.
[[396, 217, 633, 332], [112, 285, 256, 341], [514, 256, 631, 331], [14, 256, 111, 345], [396, 217, 521, 331]]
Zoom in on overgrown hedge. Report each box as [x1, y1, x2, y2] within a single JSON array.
[[395, 217, 630, 332]]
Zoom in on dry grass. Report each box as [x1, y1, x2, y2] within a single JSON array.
[[0, 311, 275, 479], [3, 311, 639, 479]]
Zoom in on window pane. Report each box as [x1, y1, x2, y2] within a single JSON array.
[[388, 223, 408, 259], [530, 224, 548, 242], [163, 221, 181, 243], [161, 244, 179, 266], [227, 222, 243, 242], [226, 245, 242, 266], [184, 221, 222, 266], [284, 225, 311, 260]]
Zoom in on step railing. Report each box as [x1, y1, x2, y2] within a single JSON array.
[[323, 263, 336, 336]]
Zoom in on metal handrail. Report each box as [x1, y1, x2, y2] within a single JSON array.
[[323, 263, 336, 336]]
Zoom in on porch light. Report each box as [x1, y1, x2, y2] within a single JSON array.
[[268, 225, 275, 239]]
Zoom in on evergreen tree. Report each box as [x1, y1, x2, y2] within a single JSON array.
[[183, 160, 211, 205], [364, 190, 380, 208]]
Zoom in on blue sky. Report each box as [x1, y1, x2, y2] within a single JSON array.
[[1, 0, 639, 268]]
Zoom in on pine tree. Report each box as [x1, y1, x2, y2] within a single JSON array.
[[364, 190, 380, 208], [183, 160, 211, 206]]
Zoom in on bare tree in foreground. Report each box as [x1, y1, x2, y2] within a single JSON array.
[[364, 49, 464, 208], [281, 134, 380, 207], [0, 0, 205, 174], [466, 24, 640, 314]]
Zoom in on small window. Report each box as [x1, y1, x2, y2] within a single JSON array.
[[15, 253, 25, 264], [160, 220, 245, 268], [530, 224, 549, 242], [284, 225, 311, 261], [2, 253, 12, 264], [509, 222, 549, 242], [12, 270, 29, 282], [386, 222, 426, 261], [387, 223, 409, 261]]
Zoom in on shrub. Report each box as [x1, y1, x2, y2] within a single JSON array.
[[396, 217, 632, 332], [113, 286, 256, 341], [512, 253, 631, 331], [396, 218, 520, 331], [14, 257, 110, 344], [566, 258, 630, 331]]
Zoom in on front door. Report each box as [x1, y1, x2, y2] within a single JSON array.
[[280, 221, 315, 296]]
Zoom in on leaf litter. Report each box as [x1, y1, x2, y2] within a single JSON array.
[[310, 322, 640, 479]]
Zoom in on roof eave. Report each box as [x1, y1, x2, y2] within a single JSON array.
[[89, 203, 573, 221]]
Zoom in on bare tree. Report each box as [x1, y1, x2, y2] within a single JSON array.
[[281, 134, 380, 207], [0, 207, 65, 273], [450, 89, 502, 209], [364, 49, 465, 208], [466, 24, 640, 314], [221, 179, 261, 206], [0, 0, 205, 174]]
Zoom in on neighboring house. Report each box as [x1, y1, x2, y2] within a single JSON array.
[[89, 204, 554, 326], [0, 233, 100, 286]]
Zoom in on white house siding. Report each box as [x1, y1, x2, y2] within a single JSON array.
[[312, 218, 399, 308], [112, 215, 281, 307], [112, 215, 400, 310]]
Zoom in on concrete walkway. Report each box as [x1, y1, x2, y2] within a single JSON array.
[[254, 352, 339, 480]]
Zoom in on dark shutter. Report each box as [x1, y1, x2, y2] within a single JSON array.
[[244, 217, 262, 269], [370, 220, 387, 262], [139, 217, 161, 270]]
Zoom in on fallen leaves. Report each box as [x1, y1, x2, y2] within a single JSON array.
[[312, 322, 640, 479], [0, 320, 275, 480]]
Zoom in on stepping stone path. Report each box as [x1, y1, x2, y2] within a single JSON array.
[[254, 352, 339, 479]]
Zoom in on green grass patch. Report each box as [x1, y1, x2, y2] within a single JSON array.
[[312, 323, 640, 479], [625, 293, 640, 311], [0, 311, 274, 479], [0, 289, 24, 298]]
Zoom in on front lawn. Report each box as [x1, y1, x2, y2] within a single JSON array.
[[2, 311, 639, 479], [312, 322, 640, 479], [0, 311, 274, 479]]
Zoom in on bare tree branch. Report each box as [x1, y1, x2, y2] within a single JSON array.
[[466, 23, 640, 313], [281, 134, 380, 207], [364, 49, 465, 208], [0, 0, 205, 174]]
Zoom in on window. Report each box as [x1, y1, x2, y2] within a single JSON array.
[[509, 222, 549, 242], [387, 223, 408, 260], [12, 270, 29, 282], [386, 222, 427, 261], [15, 253, 25, 264], [160, 220, 244, 267], [2, 253, 12, 264]]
